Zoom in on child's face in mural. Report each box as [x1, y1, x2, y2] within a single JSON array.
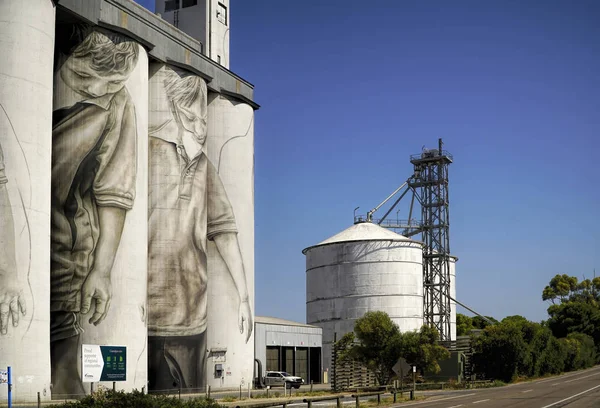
[[174, 100, 207, 146], [60, 55, 130, 99]]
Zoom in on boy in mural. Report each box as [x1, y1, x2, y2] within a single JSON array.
[[50, 25, 139, 396], [0, 142, 27, 336], [147, 65, 252, 390]]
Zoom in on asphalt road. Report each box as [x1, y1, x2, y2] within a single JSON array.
[[390, 365, 600, 408], [6, 366, 600, 407]]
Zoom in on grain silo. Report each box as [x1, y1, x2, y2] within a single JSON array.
[[304, 221, 424, 373], [450, 256, 457, 341]]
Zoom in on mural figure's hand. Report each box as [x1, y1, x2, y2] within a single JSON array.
[[81, 270, 112, 326], [0, 274, 26, 335], [238, 299, 253, 343]]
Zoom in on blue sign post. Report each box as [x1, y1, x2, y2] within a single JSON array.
[[7, 366, 11, 408], [0, 366, 11, 408]]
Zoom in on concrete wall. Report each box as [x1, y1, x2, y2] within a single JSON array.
[[50, 25, 148, 398], [0, 0, 55, 403], [0, 1, 257, 401], [146, 63, 254, 392], [306, 240, 423, 372], [210, 0, 230, 68], [78, 43, 149, 394], [205, 92, 255, 389], [156, 0, 230, 68], [156, 0, 208, 53]]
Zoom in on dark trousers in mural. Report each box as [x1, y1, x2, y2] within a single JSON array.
[[50, 312, 85, 395], [148, 332, 207, 390]]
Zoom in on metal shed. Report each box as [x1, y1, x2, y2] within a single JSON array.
[[254, 316, 323, 385]]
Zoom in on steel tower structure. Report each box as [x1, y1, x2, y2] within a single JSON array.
[[408, 139, 453, 342], [357, 139, 454, 341]]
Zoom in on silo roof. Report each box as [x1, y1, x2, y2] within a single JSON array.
[[302, 222, 420, 254]]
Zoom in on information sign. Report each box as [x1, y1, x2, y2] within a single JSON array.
[[82, 345, 127, 382]]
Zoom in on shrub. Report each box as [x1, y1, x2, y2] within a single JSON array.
[[48, 389, 223, 408]]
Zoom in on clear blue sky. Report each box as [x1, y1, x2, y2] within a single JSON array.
[[136, 0, 599, 324]]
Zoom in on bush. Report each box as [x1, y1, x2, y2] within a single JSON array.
[[471, 323, 528, 382], [536, 336, 566, 376], [48, 389, 223, 408], [566, 333, 597, 369]]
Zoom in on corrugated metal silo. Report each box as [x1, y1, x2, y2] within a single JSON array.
[[450, 256, 458, 341], [303, 222, 424, 373]]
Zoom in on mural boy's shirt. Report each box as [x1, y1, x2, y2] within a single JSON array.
[[0, 143, 6, 184], [50, 87, 137, 312], [148, 122, 237, 337]]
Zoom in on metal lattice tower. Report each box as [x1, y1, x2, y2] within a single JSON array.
[[356, 139, 454, 341], [408, 139, 453, 342]]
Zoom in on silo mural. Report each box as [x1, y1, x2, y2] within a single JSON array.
[[0, 2, 257, 402], [0, 0, 55, 403], [206, 94, 255, 389], [78, 39, 149, 394], [147, 64, 253, 391], [50, 24, 143, 398]]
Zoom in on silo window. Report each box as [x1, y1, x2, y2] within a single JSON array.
[[165, 0, 180, 12], [217, 3, 228, 25]]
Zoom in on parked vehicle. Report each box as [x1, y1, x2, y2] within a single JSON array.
[[264, 371, 304, 389]]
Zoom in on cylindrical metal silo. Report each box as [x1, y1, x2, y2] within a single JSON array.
[[0, 0, 55, 403], [449, 256, 458, 341], [304, 222, 423, 373]]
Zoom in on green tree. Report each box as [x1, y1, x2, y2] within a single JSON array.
[[542, 274, 600, 306], [472, 315, 498, 330], [537, 336, 566, 375], [344, 312, 451, 384], [457, 313, 473, 336], [351, 311, 403, 385], [546, 301, 600, 357], [564, 333, 597, 370], [401, 325, 450, 375], [471, 322, 528, 382], [334, 331, 356, 365]]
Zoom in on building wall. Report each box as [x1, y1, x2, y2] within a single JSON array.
[[78, 42, 149, 394], [254, 322, 322, 383], [156, 0, 230, 68], [0, 0, 55, 403], [156, 0, 208, 51], [209, 0, 230, 68], [0, 0, 256, 401], [254, 323, 322, 375], [205, 93, 255, 388], [50, 24, 149, 398]]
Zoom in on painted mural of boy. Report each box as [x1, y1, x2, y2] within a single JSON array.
[[0, 142, 26, 336], [50, 25, 139, 396], [147, 65, 252, 391]]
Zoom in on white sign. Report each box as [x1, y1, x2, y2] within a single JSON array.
[[412, 365, 416, 373], [0, 370, 7, 384], [82, 345, 104, 382]]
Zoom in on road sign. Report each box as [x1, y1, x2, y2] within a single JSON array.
[[412, 365, 416, 373], [392, 357, 411, 377], [82, 345, 127, 382]]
